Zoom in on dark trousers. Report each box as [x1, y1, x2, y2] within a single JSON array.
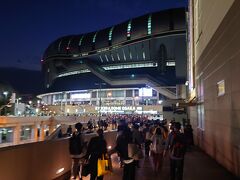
[[89, 156, 104, 180], [90, 175, 103, 180], [170, 159, 184, 180], [145, 140, 152, 156], [123, 161, 136, 180]]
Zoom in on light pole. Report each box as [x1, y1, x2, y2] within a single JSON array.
[[3, 91, 8, 98], [95, 82, 106, 120], [3, 91, 8, 115], [29, 100, 32, 116], [15, 97, 21, 116]]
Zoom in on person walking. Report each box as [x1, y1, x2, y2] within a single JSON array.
[[163, 122, 186, 180], [113, 126, 137, 180], [151, 127, 165, 172], [184, 124, 194, 151], [143, 123, 152, 157], [69, 123, 86, 180], [132, 123, 143, 168], [67, 125, 73, 136], [85, 129, 107, 180]]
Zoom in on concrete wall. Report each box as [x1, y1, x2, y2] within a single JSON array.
[[193, 0, 234, 61], [0, 131, 117, 180], [189, 0, 240, 177]]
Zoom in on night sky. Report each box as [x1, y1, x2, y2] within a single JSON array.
[[0, 0, 187, 71]]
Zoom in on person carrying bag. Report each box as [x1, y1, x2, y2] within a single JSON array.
[[111, 126, 138, 180], [69, 123, 86, 180], [85, 129, 107, 180], [97, 154, 112, 177]]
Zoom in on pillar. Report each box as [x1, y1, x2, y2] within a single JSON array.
[[13, 123, 21, 145], [48, 117, 55, 134], [32, 123, 39, 141], [40, 121, 45, 141]]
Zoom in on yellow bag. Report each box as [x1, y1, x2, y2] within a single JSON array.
[[97, 154, 112, 177]]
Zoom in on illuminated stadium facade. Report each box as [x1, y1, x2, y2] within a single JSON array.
[[39, 8, 187, 114]]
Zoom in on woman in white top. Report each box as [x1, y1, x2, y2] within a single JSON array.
[[151, 127, 165, 172]]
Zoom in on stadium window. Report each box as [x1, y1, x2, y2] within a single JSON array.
[[122, 49, 126, 61], [79, 35, 84, 46], [166, 61, 176, 66], [143, 51, 146, 60], [93, 32, 98, 43], [111, 54, 115, 61], [99, 55, 104, 63], [104, 54, 109, 62], [126, 100, 133, 106], [67, 38, 72, 48], [92, 91, 97, 98], [58, 40, 62, 52], [148, 14, 152, 35], [117, 53, 120, 61], [126, 90, 133, 97]]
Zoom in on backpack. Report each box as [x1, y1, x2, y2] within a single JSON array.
[[69, 132, 83, 155], [170, 132, 186, 158]]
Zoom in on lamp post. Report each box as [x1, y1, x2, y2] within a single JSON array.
[[3, 91, 8, 98], [28, 100, 32, 116], [16, 97, 21, 116], [95, 82, 106, 120], [3, 91, 8, 115]]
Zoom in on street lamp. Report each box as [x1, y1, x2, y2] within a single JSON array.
[[3, 91, 8, 97], [15, 97, 22, 116], [2, 91, 9, 115], [95, 82, 106, 120], [107, 92, 112, 97], [36, 108, 39, 115]]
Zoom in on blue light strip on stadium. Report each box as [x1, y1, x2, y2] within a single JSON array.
[[108, 26, 114, 41], [148, 14, 152, 35], [127, 20, 132, 38]]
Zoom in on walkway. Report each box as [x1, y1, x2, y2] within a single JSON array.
[[80, 147, 238, 180]]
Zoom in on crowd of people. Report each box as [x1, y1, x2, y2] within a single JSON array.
[[68, 115, 194, 180]]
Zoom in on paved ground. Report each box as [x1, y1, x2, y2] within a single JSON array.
[[79, 147, 238, 180]]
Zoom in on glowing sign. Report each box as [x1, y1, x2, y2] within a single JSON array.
[[139, 88, 152, 97], [71, 93, 91, 99], [95, 106, 142, 111]]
